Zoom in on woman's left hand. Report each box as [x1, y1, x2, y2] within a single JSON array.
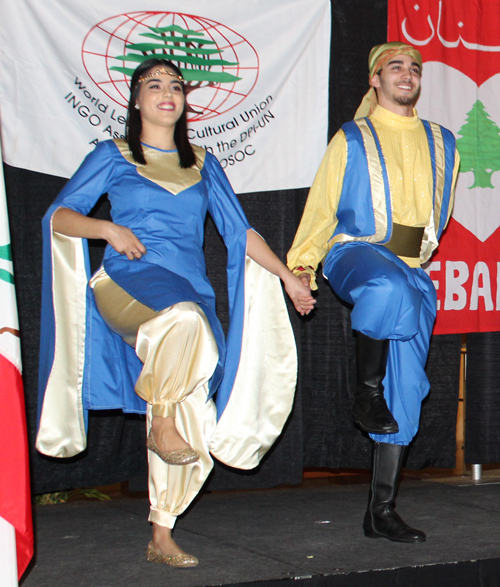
[[282, 272, 316, 316], [245, 230, 316, 315]]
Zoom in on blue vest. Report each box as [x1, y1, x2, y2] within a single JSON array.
[[331, 117, 457, 263]]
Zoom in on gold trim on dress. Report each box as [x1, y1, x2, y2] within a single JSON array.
[[113, 140, 206, 195]]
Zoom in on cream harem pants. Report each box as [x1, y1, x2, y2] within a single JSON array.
[[91, 268, 218, 529]]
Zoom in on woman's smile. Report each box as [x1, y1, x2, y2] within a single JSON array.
[[136, 69, 185, 130]]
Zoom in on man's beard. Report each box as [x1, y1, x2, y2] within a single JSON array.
[[393, 87, 420, 107]]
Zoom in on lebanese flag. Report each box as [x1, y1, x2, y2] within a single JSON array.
[[0, 146, 33, 579], [389, 0, 500, 334]]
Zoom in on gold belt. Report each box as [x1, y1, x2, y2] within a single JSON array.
[[383, 223, 424, 258]]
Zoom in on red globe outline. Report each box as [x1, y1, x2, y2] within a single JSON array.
[[82, 12, 259, 122]]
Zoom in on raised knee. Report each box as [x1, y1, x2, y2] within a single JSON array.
[[372, 273, 414, 305], [172, 302, 206, 329]]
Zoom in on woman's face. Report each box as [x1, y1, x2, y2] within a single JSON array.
[[135, 67, 185, 131]]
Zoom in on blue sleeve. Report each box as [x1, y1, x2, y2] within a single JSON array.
[[50, 140, 118, 215], [38, 141, 117, 426], [203, 152, 251, 241]]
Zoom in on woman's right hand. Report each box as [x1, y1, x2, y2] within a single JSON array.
[[52, 208, 146, 261], [103, 222, 147, 260]]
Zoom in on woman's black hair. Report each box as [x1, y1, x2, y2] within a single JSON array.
[[125, 58, 196, 168]]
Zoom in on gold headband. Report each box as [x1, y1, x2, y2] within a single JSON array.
[[138, 68, 184, 84]]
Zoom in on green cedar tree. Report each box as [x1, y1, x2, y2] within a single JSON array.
[[456, 100, 500, 189]]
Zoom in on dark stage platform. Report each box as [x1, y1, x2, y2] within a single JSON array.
[[22, 476, 500, 587]]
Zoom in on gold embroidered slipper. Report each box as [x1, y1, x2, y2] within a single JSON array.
[[146, 429, 199, 465], [147, 542, 199, 567]]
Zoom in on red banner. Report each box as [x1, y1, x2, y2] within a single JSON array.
[[389, 0, 500, 334]]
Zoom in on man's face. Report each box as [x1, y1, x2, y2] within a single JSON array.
[[370, 54, 421, 110]]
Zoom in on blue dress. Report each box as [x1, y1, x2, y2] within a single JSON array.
[[36, 140, 297, 464]]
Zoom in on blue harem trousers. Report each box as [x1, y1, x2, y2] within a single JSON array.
[[323, 242, 437, 446]]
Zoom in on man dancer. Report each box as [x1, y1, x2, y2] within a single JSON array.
[[288, 42, 459, 542]]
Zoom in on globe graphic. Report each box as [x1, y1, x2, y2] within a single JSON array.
[[82, 12, 259, 122]]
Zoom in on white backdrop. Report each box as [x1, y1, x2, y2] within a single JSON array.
[[0, 0, 330, 193]]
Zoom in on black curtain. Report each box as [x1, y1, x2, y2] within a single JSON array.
[[465, 333, 500, 464], [4, 0, 464, 495]]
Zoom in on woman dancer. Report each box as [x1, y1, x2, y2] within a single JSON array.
[[36, 59, 314, 567]]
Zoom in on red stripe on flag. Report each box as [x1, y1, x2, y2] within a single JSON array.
[[0, 354, 33, 579]]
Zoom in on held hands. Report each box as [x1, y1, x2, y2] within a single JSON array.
[[104, 222, 147, 260], [298, 273, 311, 288], [244, 230, 315, 315], [282, 272, 316, 316]]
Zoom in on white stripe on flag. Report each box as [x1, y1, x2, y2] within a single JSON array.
[[0, 516, 18, 587]]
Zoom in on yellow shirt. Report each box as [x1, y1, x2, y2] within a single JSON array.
[[287, 105, 460, 288]]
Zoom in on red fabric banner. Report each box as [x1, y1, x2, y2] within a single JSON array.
[[389, 0, 500, 334], [0, 354, 33, 578]]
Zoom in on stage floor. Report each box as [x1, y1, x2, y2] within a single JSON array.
[[22, 476, 500, 587]]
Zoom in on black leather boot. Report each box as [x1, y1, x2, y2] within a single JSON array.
[[352, 332, 398, 434], [363, 442, 426, 542]]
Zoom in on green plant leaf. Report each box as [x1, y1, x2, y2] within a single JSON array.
[[35, 491, 72, 505], [35, 488, 112, 504], [77, 488, 111, 501]]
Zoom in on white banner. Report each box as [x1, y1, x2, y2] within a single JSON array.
[[0, 0, 330, 193]]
